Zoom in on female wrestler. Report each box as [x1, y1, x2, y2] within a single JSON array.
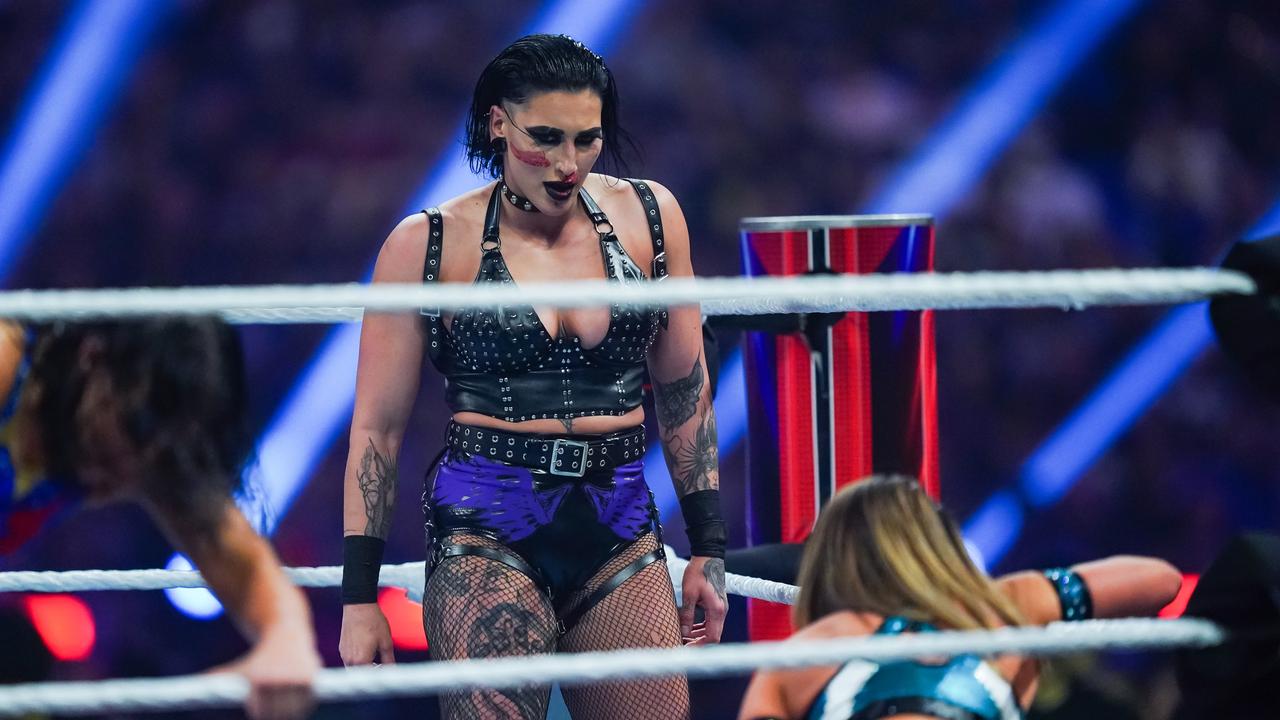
[[0, 319, 318, 720], [339, 34, 725, 719], [739, 475, 1182, 720]]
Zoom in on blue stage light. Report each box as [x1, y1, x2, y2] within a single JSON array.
[[162, 554, 223, 620], [865, 0, 1146, 215], [963, 490, 1026, 570], [0, 0, 172, 282], [1019, 304, 1212, 509], [968, 199, 1280, 568]]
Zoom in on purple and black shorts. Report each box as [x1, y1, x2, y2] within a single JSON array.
[[423, 429, 664, 630]]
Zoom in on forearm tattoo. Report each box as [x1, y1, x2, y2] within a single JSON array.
[[557, 416, 575, 434], [654, 356, 704, 430], [357, 438, 398, 539], [703, 558, 726, 603], [661, 405, 719, 495]]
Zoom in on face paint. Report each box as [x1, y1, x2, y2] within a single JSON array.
[[563, 171, 579, 184], [511, 145, 551, 168]]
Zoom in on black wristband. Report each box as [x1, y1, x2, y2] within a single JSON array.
[[342, 535, 386, 605], [680, 489, 727, 559]]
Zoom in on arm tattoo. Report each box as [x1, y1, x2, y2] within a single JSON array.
[[557, 416, 575, 433], [661, 405, 719, 494], [654, 356, 704, 430], [703, 558, 726, 603], [357, 438, 398, 539]]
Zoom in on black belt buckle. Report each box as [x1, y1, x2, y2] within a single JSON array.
[[550, 438, 589, 477]]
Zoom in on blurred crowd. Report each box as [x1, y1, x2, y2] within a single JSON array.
[[1, 0, 1278, 718]]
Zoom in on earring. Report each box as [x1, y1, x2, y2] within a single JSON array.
[[490, 137, 507, 154]]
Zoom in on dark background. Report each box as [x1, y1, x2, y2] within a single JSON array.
[[2, 1, 1278, 718]]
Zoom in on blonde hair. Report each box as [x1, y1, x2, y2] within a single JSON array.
[[793, 475, 1023, 630]]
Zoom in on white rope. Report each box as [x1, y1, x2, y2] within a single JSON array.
[[0, 553, 801, 606], [0, 268, 1253, 324], [0, 562, 424, 594], [664, 552, 799, 606], [0, 618, 1225, 716], [0, 554, 798, 607]]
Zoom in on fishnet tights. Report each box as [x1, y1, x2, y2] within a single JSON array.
[[423, 534, 556, 719], [422, 532, 689, 720], [559, 532, 689, 720]]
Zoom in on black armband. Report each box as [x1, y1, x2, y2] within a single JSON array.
[[1043, 567, 1093, 621], [342, 535, 386, 605], [680, 489, 726, 559]]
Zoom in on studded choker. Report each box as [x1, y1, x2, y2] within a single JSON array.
[[500, 181, 539, 213]]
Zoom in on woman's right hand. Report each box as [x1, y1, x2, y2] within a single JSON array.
[[339, 603, 396, 666]]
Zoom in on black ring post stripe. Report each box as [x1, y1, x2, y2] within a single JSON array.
[[808, 227, 836, 509]]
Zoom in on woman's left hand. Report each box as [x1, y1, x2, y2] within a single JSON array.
[[212, 620, 320, 720], [680, 555, 728, 644]]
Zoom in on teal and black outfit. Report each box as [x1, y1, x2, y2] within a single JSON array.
[[800, 568, 1092, 720]]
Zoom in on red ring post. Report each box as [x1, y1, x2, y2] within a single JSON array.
[[739, 215, 939, 640]]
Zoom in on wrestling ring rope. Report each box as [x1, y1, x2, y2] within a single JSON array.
[[0, 618, 1226, 716], [0, 266, 1253, 324], [0, 265, 1255, 715], [0, 555, 1232, 716], [0, 554, 800, 606]]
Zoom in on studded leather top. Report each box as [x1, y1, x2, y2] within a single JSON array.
[[422, 180, 669, 422], [806, 617, 1022, 720]]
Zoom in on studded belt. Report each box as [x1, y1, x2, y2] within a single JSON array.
[[445, 422, 647, 477]]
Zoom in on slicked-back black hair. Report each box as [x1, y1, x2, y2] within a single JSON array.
[[464, 34, 636, 178]]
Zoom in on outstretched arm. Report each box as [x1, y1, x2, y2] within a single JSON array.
[[645, 181, 728, 643], [999, 555, 1183, 624], [153, 498, 319, 720]]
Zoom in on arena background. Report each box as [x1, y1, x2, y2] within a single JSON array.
[[1, 1, 1278, 718]]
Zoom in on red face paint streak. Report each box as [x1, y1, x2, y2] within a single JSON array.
[[511, 146, 550, 168], [563, 172, 579, 184]]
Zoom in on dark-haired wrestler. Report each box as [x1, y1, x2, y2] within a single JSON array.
[[739, 476, 1182, 720], [0, 319, 318, 720], [339, 33, 725, 719]]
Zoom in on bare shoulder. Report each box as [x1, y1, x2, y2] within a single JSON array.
[[436, 183, 494, 227], [584, 173, 640, 220], [389, 183, 493, 283], [588, 174, 683, 208], [371, 213, 431, 283], [795, 610, 878, 640], [745, 612, 873, 719], [627, 178, 685, 222], [584, 172, 628, 196]]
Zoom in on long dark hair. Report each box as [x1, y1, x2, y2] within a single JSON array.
[[464, 33, 636, 178], [29, 317, 250, 541]]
